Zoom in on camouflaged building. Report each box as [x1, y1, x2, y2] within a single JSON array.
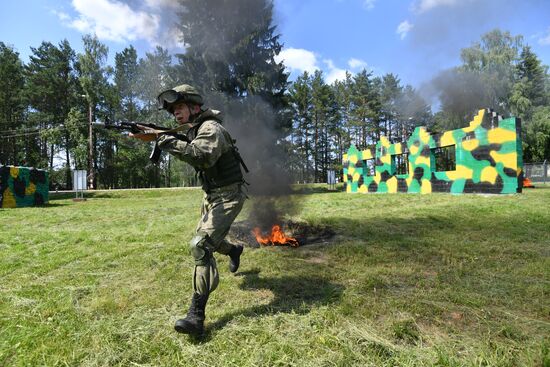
[[343, 109, 523, 194], [0, 165, 49, 208]]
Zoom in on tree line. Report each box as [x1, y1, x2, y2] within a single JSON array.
[[287, 70, 432, 183], [0, 37, 178, 189], [1, 1, 549, 189]]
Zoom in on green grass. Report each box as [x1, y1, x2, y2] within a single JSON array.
[[1, 185, 549, 366]]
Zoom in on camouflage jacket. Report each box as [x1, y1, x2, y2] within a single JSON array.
[[156, 109, 234, 170]]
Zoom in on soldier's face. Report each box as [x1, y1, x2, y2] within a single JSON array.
[[173, 102, 192, 124], [173, 102, 201, 125]]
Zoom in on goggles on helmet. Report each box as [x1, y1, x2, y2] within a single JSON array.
[[157, 90, 182, 111], [157, 89, 203, 113]]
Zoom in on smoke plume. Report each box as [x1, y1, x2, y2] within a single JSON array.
[[204, 91, 299, 231], [104, 0, 300, 229]]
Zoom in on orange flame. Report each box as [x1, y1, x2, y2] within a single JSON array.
[[252, 225, 299, 247]]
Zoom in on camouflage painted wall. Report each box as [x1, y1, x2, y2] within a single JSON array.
[[0, 166, 49, 208], [343, 109, 523, 194]]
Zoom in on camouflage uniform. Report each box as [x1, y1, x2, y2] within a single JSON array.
[[153, 84, 247, 335], [157, 109, 247, 297]]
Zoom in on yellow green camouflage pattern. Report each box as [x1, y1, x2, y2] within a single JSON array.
[[343, 109, 523, 194], [0, 165, 49, 207]]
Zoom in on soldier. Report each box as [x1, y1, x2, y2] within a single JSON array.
[[131, 84, 247, 336]]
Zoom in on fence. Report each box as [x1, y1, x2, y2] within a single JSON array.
[[524, 161, 548, 183]]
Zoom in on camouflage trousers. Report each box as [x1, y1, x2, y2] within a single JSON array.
[[190, 183, 246, 297]]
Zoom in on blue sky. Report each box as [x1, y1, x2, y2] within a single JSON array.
[[1, 0, 550, 91]]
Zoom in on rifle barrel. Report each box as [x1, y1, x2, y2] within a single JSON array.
[[92, 121, 171, 134]]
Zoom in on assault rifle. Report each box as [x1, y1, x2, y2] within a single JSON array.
[[93, 120, 250, 175], [93, 120, 188, 164]]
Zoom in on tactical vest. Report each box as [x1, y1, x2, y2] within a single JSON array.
[[186, 114, 248, 192]]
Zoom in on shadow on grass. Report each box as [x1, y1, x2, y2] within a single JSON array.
[[310, 198, 549, 247], [194, 269, 344, 342], [300, 215, 460, 250]]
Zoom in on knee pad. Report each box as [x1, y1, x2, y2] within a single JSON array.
[[190, 232, 214, 266]]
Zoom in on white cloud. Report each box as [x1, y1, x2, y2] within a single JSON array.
[[276, 48, 376, 84], [275, 48, 319, 74], [56, 0, 161, 44], [324, 59, 348, 84], [348, 58, 368, 70], [51, 10, 71, 22], [363, 0, 376, 10], [275, 48, 346, 83], [413, 0, 471, 13], [396, 20, 414, 40], [539, 27, 550, 46]]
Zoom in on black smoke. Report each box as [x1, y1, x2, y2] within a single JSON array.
[[118, 0, 300, 230], [401, 0, 550, 102], [204, 91, 299, 231]]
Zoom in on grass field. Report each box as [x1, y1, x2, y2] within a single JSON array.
[[1, 185, 549, 366]]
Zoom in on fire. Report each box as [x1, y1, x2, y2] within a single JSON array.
[[252, 225, 299, 247]]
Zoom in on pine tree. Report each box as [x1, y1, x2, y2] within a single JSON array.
[[310, 70, 335, 182], [175, 0, 287, 106], [288, 72, 313, 182], [114, 46, 139, 121], [510, 46, 550, 161], [175, 0, 291, 194], [517, 46, 547, 107], [107, 46, 163, 189], [380, 73, 402, 142], [350, 70, 380, 146], [25, 40, 78, 183], [332, 73, 354, 168], [0, 42, 26, 165], [77, 34, 111, 189]]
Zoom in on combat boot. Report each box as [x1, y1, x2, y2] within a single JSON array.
[[228, 245, 243, 273], [174, 293, 208, 335]]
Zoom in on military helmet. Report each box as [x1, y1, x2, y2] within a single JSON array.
[[157, 84, 204, 113]]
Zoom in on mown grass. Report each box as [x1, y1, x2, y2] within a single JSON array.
[[1, 185, 549, 366]]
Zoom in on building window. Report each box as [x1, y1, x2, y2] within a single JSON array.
[[364, 159, 375, 176], [432, 145, 456, 172], [393, 154, 409, 175]]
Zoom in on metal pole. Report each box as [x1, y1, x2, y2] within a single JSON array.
[[544, 160, 547, 185], [87, 103, 94, 190]]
